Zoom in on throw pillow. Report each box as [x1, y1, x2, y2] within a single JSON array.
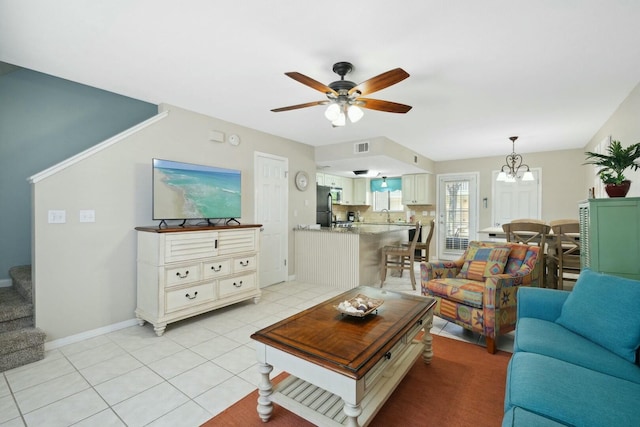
[[457, 246, 511, 281], [556, 269, 640, 363]]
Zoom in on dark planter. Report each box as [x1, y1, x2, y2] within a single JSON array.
[[605, 180, 631, 197]]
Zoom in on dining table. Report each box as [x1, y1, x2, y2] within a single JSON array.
[[478, 226, 581, 289]]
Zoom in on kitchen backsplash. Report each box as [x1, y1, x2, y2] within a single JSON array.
[[332, 204, 435, 224]]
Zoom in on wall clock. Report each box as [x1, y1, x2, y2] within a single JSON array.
[[295, 171, 309, 191]]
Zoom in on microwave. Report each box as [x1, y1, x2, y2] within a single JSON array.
[[329, 187, 342, 204]]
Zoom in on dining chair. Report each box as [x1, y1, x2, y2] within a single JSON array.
[[380, 221, 422, 290], [404, 219, 435, 263], [548, 219, 581, 290], [502, 220, 551, 287]]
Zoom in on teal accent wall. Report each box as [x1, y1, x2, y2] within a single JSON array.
[[0, 68, 157, 281]]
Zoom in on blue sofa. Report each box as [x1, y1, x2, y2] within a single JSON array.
[[503, 269, 640, 426]]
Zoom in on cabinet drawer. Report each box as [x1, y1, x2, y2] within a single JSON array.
[[233, 255, 256, 273], [165, 283, 215, 313], [364, 338, 408, 389], [203, 259, 232, 278], [164, 232, 218, 263], [165, 264, 201, 287], [405, 313, 430, 343], [219, 274, 256, 298]]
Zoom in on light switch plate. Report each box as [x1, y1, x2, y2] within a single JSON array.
[[48, 210, 66, 224], [79, 210, 95, 223]]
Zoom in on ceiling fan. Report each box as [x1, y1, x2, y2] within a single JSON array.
[[271, 62, 412, 126]]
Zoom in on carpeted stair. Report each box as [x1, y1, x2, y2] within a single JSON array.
[[0, 265, 46, 372]]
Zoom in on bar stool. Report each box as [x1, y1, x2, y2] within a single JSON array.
[[380, 221, 422, 290]]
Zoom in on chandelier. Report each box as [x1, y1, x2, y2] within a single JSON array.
[[496, 136, 534, 182]]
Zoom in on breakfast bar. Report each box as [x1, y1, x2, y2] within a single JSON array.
[[294, 224, 415, 289]]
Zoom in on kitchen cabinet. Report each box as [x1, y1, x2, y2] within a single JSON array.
[[579, 197, 640, 280], [401, 174, 434, 205], [319, 173, 354, 204], [352, 178, 371, 205]]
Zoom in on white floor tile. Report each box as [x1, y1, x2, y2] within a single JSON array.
[[22, 389, 107, 427], [14, 371, 89, 414], [147, 349, 207, 380], [112, 382, 188, 427], [79, 353, 143, 386], [212, 345, 257, 375], [168, 362, 233, 399], [189, 335, 241, 360], [193, 376, 255, 417], [145, 401, 212, 427], [0, 394, 21, 424], [94, 366, 164, 406], [0, 376, 10, 398], [0, 416, 25, 427], [72, 409, 125, 427], [65, 341, 126, 371], [5, 356, 76, 393], [130, 339, 184, 365]]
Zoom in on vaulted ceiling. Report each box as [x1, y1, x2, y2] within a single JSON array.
[[2, 1, 640, 166]]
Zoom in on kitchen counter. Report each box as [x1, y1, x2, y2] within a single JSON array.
[[294, 224, 415, 289], [302, 223, 414, 235]]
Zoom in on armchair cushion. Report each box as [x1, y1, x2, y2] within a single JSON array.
[[425, 278, 485, 308], [556, 269, 640, 363], [457, 245, 511, 281]]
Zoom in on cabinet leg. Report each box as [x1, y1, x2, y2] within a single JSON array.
[[257, 363, 273, 422], [136, 316, 145, 327], [253, 295, 261, 304], [153, 324, 167, 337]]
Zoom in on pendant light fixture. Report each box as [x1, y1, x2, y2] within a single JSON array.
[[496, 136, 535, 182], [381, 176, 388, 188]]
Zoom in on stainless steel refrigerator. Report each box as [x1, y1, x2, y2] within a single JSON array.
[[316, 185, 332, 227]]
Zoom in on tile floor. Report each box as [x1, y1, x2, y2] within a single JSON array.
[[0, 271, 513, 427]]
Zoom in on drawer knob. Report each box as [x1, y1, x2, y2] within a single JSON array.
[[417, 319, 423, 326], [385, 352, 392, 360], [176, 270, 189, 279], [211, 265, 222, 272], [240, 260, 250, 267], [185, 291, 198, 300], [233, 281, 243, 288]]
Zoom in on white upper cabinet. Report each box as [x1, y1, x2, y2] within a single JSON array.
[[402, 174, 435, 205], [352, 178, 370, 205]]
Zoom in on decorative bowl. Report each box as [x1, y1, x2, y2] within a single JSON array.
[[335, 294, 384, 317]]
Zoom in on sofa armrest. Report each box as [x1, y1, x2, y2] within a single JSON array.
[[420, 260, 462, 281], [517, 287, 570, 322]]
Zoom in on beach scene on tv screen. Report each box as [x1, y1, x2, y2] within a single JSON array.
[[153, 159, 241, 219]]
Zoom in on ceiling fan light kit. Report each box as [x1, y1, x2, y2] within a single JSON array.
[[272, 61, 412, 126]]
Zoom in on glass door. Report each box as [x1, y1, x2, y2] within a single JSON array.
[[437, 173, 478, 260]]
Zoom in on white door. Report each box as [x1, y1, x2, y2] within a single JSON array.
[[255, 152, 288, 286], [492, 169, 541, 227], [437, 173, 479, 260]]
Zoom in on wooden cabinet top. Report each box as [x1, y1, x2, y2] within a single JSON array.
[[135, 224, 262, 233]]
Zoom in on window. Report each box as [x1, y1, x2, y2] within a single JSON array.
[[371, 177, 404, 212]]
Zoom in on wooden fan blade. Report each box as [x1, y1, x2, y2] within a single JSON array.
[[271, 100, 328, 112], [285, 72, 338, 96], [357, 98, 412, 113], [348, 68, 409, 96]]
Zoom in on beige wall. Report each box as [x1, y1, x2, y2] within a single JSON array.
[[32, 105, 316, 341], [435, 149, 586, 231], [583, 80, 640, 197]]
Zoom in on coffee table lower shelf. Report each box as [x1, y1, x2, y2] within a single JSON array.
[[269, 339, 425, 427]]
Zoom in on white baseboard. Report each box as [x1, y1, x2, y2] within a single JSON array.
[[44, 318, 139, 351], [0, 278, 11, 288]]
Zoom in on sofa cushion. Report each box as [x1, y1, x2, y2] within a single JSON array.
[[514, 317, 640, 384], [425, 278, 484, 308], [556, 269, 640, 363], [457, 246, 511, 281], [502, 407, 568, 427], [503, 244, 529, 274], [505, 352, 640, 427]]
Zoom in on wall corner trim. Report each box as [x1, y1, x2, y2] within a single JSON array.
[[28, 110, 170, 184]]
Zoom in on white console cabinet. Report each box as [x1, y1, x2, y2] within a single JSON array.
[[135, 225, 261, 336]]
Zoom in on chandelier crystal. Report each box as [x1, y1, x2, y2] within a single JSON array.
[[496, 136, 535, 182]]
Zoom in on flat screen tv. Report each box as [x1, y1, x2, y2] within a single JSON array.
[[152, 158, 241, 221]]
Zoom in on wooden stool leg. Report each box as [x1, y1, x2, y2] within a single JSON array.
[[380, 251, 387, 287]]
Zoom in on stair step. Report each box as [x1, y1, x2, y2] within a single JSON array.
[[0, 327, 46, 372], [9, 265, 32, 303], [0, 287, 33, 326]]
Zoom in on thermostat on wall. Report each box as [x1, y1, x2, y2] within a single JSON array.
[[228, 134, 240, 146]]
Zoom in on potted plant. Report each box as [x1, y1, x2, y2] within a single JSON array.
[[584, 140, 640, 197]]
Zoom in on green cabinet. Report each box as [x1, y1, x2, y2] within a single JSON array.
[[579, 197, 640, 280]]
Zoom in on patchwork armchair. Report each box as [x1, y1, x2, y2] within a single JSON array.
[[420, 241, 541, 353]]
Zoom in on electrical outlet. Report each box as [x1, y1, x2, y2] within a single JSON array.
[[48, 210, 66, 224], [79, 210, 95, 223]]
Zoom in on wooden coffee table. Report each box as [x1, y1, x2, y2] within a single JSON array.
[[250, 286, 436, 427]]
